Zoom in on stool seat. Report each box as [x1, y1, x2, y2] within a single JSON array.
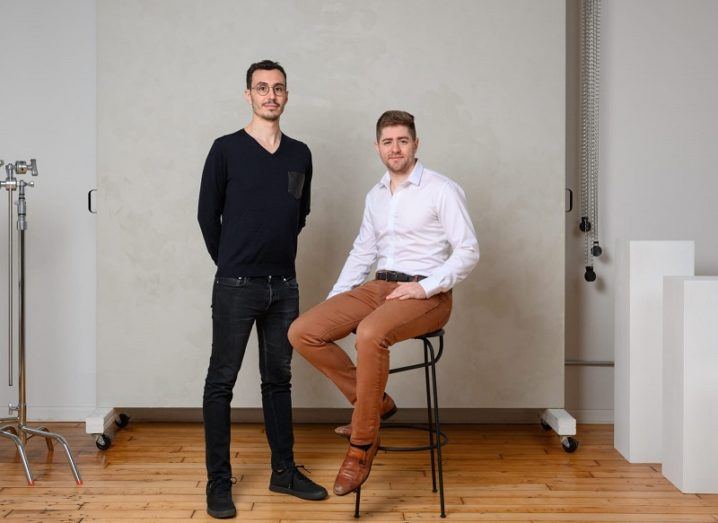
[[413, 329, 444, 339]]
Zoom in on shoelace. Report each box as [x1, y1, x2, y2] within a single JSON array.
[[283, 464, 313, 489], [294, 464, 312, 475], [209, 476, 237, 496]]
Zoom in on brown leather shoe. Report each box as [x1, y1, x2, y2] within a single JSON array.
[[334, 394, 397, 439], [332, 438, 380, 496]]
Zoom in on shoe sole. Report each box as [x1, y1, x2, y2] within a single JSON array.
[[381, 404, 398, 421], [335, 406, 398, 439], [334, 476, 369, 496], [206, 507, 237, 519], [268, 484, 328, 501]]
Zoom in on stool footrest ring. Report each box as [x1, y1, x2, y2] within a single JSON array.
[[378, 423, 448, 452]]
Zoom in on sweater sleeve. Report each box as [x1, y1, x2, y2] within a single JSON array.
[[197, 139, 226, 265]]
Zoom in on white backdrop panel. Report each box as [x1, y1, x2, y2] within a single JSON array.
[[97, 0, 565, 409]]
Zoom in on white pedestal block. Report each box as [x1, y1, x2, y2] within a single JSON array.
[[614, 241, 694, 463], [663, 277, 718, 493]]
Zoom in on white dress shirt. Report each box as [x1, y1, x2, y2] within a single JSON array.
[[328, 161, 480, 299]]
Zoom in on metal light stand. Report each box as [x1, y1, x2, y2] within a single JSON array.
[[0, 158, 82, 486]]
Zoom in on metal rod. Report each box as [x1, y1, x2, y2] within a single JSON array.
[[353, 486, 360, 518], [427, 340, 446, 518], [8, 189, 13, 386], [423, 340, 437, 492], [565, 360, 614, 367], [18, 207, 26, 429]]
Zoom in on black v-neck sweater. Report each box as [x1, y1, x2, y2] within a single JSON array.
[[198, 129, 312, 277]]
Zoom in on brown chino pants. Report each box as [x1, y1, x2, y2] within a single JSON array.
[[288, 279, 452, 445]]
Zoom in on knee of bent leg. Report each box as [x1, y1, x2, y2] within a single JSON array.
[[354, 322, 388, 352], [288, 316, 311, 354]]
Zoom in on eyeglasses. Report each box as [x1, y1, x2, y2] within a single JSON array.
[[251, 83, 286, 96]]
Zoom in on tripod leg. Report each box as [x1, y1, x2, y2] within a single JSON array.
[[1, 426, 34, 485], [22, 426, 53, 451], [22, 426, 82, 485], [34, 426, 54, 451], [0, 424, 18, 436]]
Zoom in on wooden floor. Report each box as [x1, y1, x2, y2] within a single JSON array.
[[0, 422, 716, 522]]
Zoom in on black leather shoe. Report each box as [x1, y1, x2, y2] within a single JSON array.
[[269, 465, 328, 500], [206, 477, 237, 519]]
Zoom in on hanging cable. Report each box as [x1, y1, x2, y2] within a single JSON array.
[[580, 0, 601, 282]]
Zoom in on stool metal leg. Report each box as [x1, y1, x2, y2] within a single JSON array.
[[354, 486, 361, 518], [427, 339, 446, 518], [423, 340, 437, 491]]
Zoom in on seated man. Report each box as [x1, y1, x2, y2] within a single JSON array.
[[288, 110, 480, 496]]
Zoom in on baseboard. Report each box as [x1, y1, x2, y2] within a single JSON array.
[[119, 407, 613, 424], [27, 406, 97, 422], [27, 406, 614, 425], [566, 409, 613, 424]]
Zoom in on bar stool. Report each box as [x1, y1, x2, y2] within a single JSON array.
[[353, 329, 447, 518]]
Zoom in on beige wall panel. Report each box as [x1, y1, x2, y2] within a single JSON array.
[[97, 0, 565, 408]]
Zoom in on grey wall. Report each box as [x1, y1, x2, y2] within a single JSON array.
[[96, 0, 566, 410], [5, 0, 712, 423], [0, 0, 96, 420], [565, 0, 718, 422], [5, 1, 712, 423]]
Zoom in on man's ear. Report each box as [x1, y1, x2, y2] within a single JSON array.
[[243, 89, 252, 105]]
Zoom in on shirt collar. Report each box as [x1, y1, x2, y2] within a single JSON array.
[[378, 160, 424, 189]]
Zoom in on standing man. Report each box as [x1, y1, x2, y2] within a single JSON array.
[[198, 60, 327, 519], [289, 110, 480, 496]]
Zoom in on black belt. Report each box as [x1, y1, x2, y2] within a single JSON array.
[[375, 270, 426, 283], [215, 275, 293, 286]]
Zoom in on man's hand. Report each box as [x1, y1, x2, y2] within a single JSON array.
[[385, 282, 427, 301]]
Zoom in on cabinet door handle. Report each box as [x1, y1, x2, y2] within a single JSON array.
[[88, 189, 97, 214]]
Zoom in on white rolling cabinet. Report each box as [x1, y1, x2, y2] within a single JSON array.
[[614, 240, 694, 463]]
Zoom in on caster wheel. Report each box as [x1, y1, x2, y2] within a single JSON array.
[[96, 434, 112, 451], [562, 436, 579, 453], [115, 413, 130, 428], [540, 420, 551, 431]]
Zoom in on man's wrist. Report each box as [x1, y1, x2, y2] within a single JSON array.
[[418, 276, 441, 298]]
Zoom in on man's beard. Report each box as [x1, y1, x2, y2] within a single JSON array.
[[385, 157, 413, 174], [256, 107, 282, 121]]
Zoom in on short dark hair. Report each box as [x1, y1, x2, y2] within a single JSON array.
[[246, 60, 286, 89], [376, 110, 416, 141]]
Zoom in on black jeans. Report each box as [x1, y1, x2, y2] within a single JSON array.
[[203, 276, 298, 480]]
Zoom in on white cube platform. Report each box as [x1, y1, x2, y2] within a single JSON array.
[[662, 277, 718, 493], [614, 240, 694, 463]]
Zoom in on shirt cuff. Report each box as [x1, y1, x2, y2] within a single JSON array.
[[419, 276, 443, 298]]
